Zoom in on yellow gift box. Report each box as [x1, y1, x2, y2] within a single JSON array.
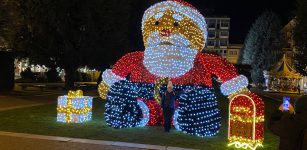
[[57, 90, 93, 123]]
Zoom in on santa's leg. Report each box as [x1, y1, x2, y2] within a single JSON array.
[[105, 80, 143, 128], [174, 87, 221, 137]]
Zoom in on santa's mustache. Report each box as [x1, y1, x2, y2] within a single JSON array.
[[147, 32, 191, 48]]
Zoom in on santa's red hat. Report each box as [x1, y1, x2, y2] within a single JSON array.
[[142, 0, 207, 42]]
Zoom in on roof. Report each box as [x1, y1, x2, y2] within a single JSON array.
[[267, 54, 302, 79]]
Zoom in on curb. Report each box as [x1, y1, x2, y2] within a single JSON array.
[[0, 131, 196, 150]]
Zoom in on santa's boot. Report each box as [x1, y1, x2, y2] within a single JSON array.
[[174, 87, 221, 137], [105, 80, 143, 128]]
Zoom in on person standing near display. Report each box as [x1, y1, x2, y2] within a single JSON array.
[[161, 81, 177, 132], [269, 95, 307, 149]]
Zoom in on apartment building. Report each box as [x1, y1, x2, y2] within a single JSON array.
[[227, 44, 242, 64], [203, 17, 230, 58]]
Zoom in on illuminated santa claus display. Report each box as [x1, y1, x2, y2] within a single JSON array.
[[98, 0, 262, 138]]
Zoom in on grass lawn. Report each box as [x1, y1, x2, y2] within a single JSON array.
[[0, 93, 280, 150]]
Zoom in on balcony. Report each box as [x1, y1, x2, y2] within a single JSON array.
[[207, 45, 215, 48], [208, 34, 216, 39], [220, 35, 229, 39], [220, 26, 229, 30], [220, 22, 229, 30]]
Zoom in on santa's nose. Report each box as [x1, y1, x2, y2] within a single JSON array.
[[159, 29, 171, 37]]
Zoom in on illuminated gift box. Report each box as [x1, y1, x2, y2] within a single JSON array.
[[228, 92, 264, 150], [57, 90, 93, 123]]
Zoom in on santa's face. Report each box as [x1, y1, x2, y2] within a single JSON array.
[[142, 10, 204, 51], [142, 10, 203, 78]]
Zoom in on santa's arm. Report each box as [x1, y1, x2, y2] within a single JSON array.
[[201, 53, 248, 96], [102, 51, 143, 86]]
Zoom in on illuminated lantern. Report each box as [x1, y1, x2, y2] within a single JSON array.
[[57, 90, 93, 123], [228, 92, 264, 150]]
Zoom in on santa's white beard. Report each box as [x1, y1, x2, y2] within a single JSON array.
[[143, 45, 198, 78]]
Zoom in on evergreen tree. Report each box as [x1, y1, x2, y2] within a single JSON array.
[[293, 0, 307, 75], [239, 11, 285, 84], [0, 0, 22, 49]]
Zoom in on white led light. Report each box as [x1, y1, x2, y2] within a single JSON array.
[[154, 12, 164, 20], [102, 69, 125, 86], [173, 109, 181, 131], [137, 100, 150, 127], [173, 13, 183, 21], [144, 45, 197, 77], [221, 75, 249, 95]]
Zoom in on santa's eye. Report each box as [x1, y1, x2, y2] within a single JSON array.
[[155, 21, 160, 26], [174, 22, 179, 27]]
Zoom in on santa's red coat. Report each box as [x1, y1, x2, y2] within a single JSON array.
[[112, 51, 238, 86]]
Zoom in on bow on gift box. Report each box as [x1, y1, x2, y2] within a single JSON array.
[[68, 90, 83, 98]]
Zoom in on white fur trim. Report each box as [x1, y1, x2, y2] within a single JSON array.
[[220, 75, 249, 96], [102, 69, 125, 86]]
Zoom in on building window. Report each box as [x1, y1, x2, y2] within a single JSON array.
[[220, 40, 228, 46], [208, 31, 215, 38], [221, 21, 229, 28], [208, 21, 216, 28], [229, 50, 238, 55], [220, 31, 229, 36], [207, 40, 214, 46]]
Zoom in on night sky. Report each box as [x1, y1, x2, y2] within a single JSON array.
[[174, 0, 296, 43]]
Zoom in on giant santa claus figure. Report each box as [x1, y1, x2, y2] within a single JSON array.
[[99, 0, 253, 137]]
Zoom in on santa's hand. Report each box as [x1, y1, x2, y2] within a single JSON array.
[[220, 75, 249, 96], [98, 69, 125, 99], [98, 81, 109, 99]]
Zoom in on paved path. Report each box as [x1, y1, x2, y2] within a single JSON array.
[[0, 131, 195, 150], [0, 88, 99, 111]]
